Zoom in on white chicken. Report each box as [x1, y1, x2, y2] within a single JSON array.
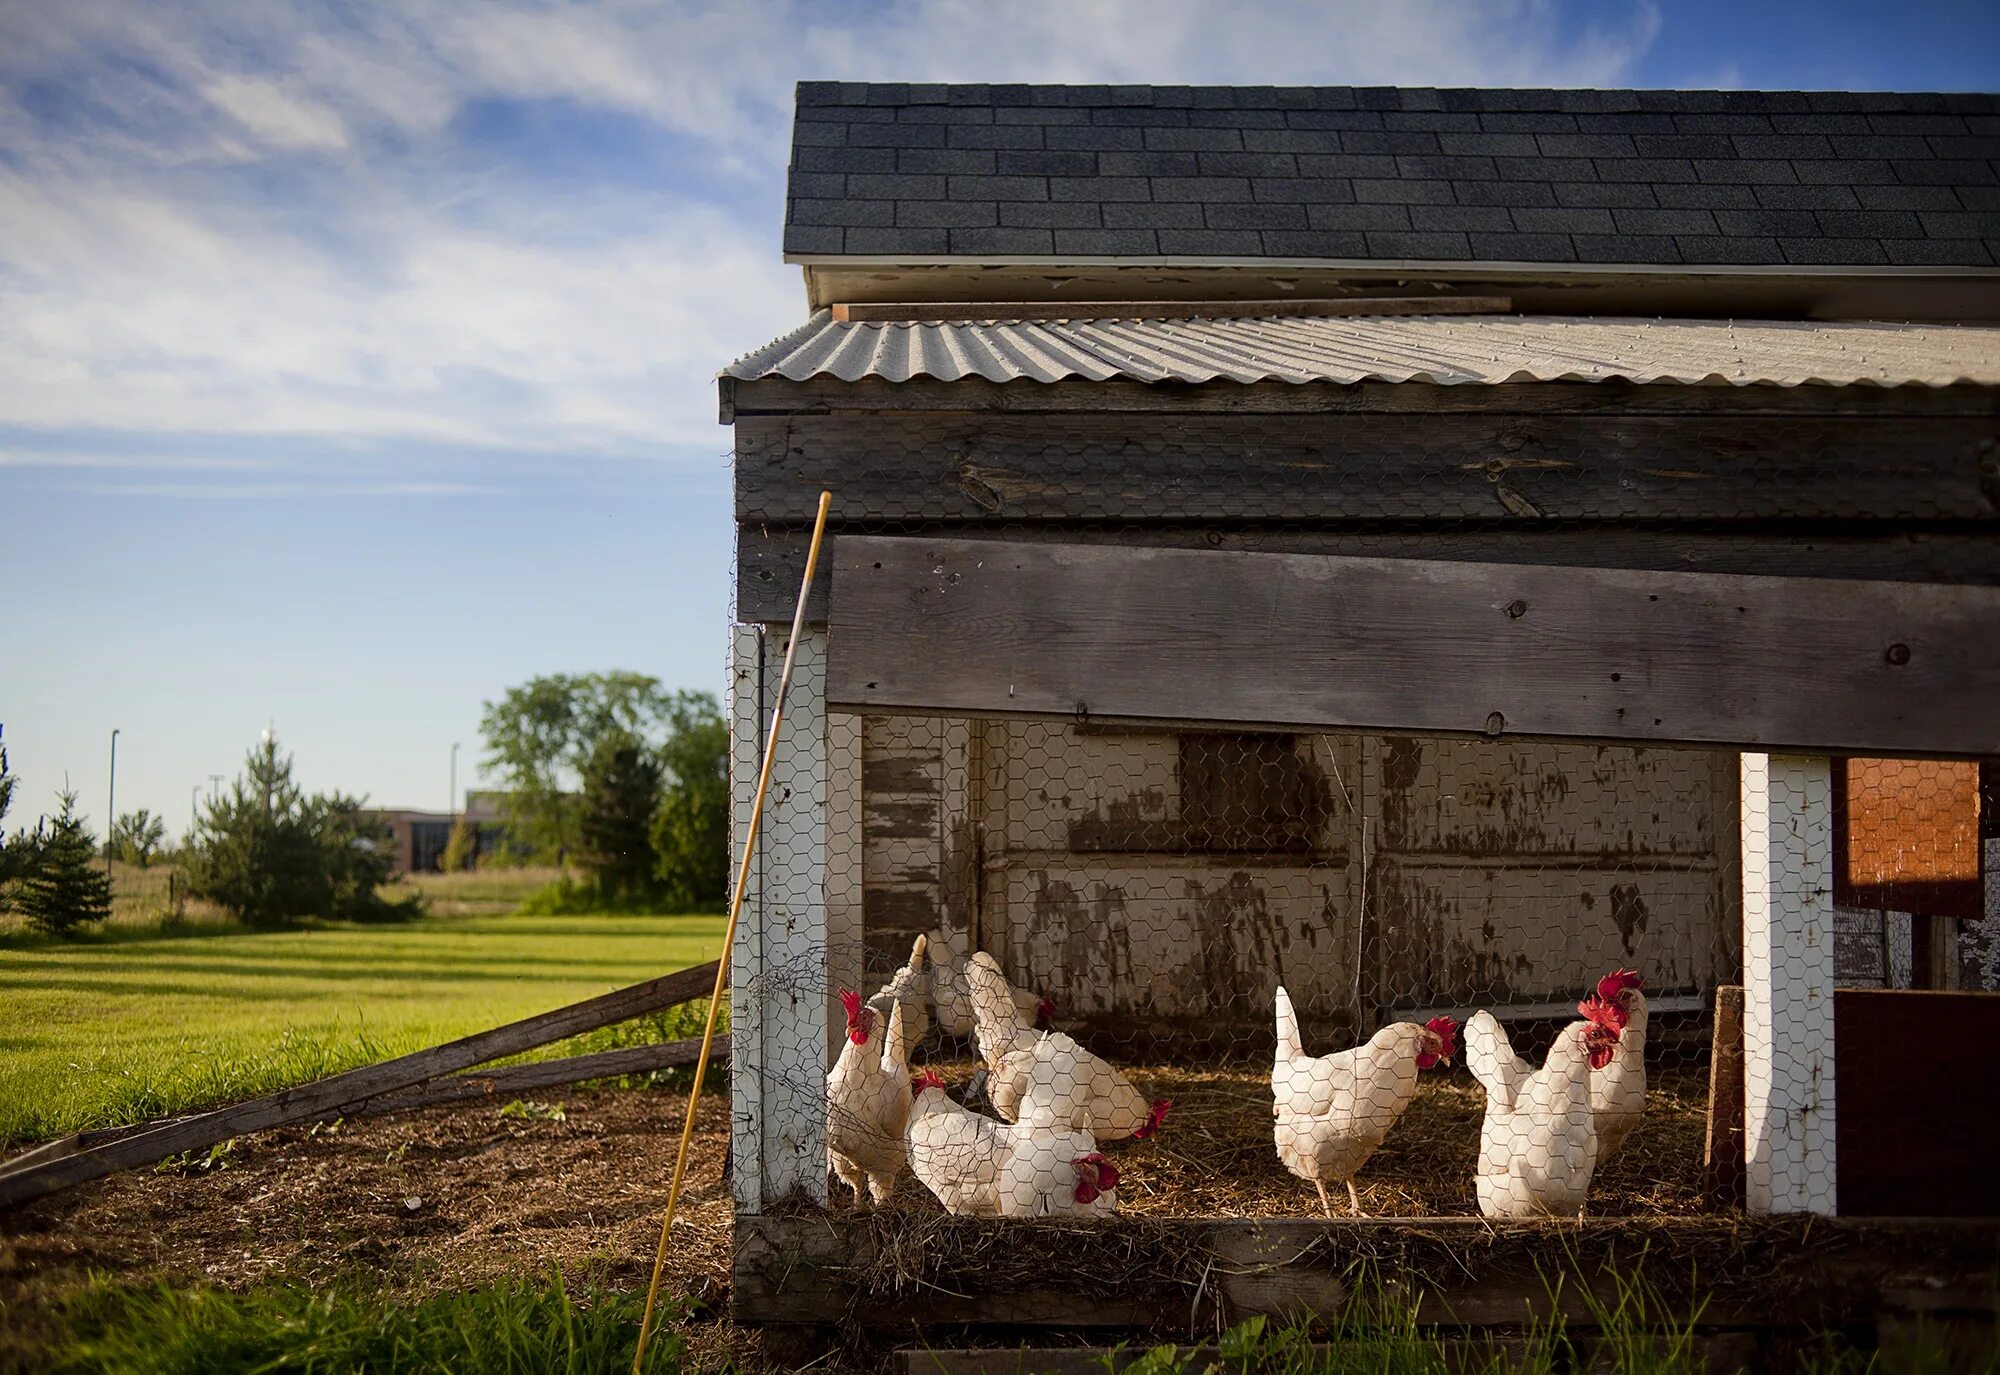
[[927, 926, 1050, 1040], [1271, 985, 1457, 1216], [1465, 997, 1624, 1219], [1469, 969, 1648, 1165], [873, 933, 932, 1050], [904, 1067, 1119, 1219], [1589, 969, 1647, 1163], [824, 988, 915, 1206], [965, 952, 1168, 1142]]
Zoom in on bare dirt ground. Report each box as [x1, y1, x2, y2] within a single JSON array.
[[0, 1063, 1708, 1368]]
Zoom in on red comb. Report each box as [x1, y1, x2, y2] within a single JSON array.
[[1417, 1016, 1458, 1069], [1135, 1099, 1172, 1140], [1036, 996, 1057, 1026], [911, 1068, 944, 1097], [1072, 1152, 1119, 1204], [838, 989, 863, 1018], [1579, 993, 1628, 1034], [1597, 968, 1644, 1002]]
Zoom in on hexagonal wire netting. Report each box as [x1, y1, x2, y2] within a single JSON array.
[[723, 393, 1996, 1225]]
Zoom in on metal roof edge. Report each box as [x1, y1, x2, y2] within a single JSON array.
[[786, 254, 2000, 279]]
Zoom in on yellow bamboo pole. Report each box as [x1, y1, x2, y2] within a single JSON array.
[[631, 489, 833, 1372]]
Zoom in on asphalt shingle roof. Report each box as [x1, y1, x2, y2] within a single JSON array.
[[784, 84, 2000, 269]]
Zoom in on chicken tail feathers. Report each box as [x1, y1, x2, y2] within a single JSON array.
[[1464, 1009, 1526, 1110], [1274, 984, 1304, 1063]]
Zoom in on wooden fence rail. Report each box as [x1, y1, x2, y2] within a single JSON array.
[[0, 959, 722, 1209]]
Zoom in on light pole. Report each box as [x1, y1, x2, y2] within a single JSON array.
[[190, 784, 202, 838], [106, 729, 120, 878], [450, 742, 461, 818]]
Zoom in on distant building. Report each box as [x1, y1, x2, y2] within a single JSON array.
[[366, 791, 513, 874]]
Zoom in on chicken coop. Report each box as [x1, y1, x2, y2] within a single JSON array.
[[717, 82, 2000, 1344]]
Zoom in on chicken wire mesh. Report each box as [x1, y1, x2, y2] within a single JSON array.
[[723, 361, 1995, 1227]]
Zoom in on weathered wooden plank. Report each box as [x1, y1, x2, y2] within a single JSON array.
[[733, 1214, 2000, 1330], [828, 536, 2000, 759], [829, 295, 1513, 323], [0, 959, 722, 1209], [736, 524, 2000, 624], [1836, 990, 2000, 1217], [726, 375, 2000, 419], [1704, 985, 1747, 1212], [736, 411, 1999, 524]]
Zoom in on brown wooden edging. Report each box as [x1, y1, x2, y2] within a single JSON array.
[[734, 1213, 2000, 1334], [0, 959, 723, 1209], [827, 535, 2000, 759]]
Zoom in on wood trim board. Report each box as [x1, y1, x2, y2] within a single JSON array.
[[825, 535, 2000, 758]]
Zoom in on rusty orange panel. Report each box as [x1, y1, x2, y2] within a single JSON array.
[[1833, 757, 1982, 920]]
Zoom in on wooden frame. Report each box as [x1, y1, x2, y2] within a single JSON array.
[[826, 535, 2000, 760]]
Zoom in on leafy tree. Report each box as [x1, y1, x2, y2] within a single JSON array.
[[439, 813, 476, 873], [14, 789, 113, 934], [478, 673, 679, 861], [182, 734, 416, 924], [576, 729, 662, 899], [0, 744, 18, 894], [651, 693, 729, 909], [114, 809, 168, 867]]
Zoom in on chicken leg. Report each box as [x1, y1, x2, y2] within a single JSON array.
[[1347, 1180, 1366, 1217], [1313, 1179, 1334, 1219]]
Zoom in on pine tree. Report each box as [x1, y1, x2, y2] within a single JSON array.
[[439, 813, 477, 873], [577, 729, 661, 900], [16, 789, 113, 934], [0, 744, 17, 894]]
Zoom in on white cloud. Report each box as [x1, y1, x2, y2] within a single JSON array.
[[203, 75, 350, 152], [0, 0, 1663, 470]]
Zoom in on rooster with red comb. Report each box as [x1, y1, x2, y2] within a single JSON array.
[[1588, 968, 1648, 1163]]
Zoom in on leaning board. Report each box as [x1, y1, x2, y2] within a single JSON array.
[[826, 535, 2000, 758]]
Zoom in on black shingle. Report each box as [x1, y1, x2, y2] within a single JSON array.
[[1749, 184, 1861, 210], [1672, 235, 1783, 264], [1572, 233, 1683, 262], [1470, 232, 1578, 261], [1551, 181, 1658, 208], [1514, 206, 1616, 234], [948, 226, 1053, 253], [1259, 230, 1371, 257], [1455, 180, 1557, 207], [996, 151, 1098, 176], [1613, 208, 1718, 235], [1881, 238, 1995, 266], [1156, 229, 1266, 253], [1053, 228, 1159, 254], [1000, 202, 1101, 228], [1206, 203, 1310, 230], [1365, 231, 1472, 258], [1354, 178, 1454, 204], [1655, 183, 1759, 208], [946, 175, 1048, 201], [784, 83, 2000, 266], [1150, 176, 1253, 202], [1251, 177, 1358, 205], [896, 201, 998, 228], [898, 148, 997, 174]]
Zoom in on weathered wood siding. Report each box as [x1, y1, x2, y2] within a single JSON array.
[[849, 716, 1734, 1025]]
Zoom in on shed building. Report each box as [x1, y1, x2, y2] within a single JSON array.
[[719, 82, 2000, 1335]]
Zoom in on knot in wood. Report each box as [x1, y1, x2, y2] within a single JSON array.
[[1504, 599, 1528, 620], [1484, 711, 1506, 737], [1884, 643, 1911, 666]]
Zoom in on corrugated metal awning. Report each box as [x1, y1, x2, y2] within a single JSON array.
[[722, 311, 2000, 388]]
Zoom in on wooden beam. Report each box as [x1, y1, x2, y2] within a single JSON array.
[[1704, 985, 1747, 1211], [734, 1213, 2000, 1330], [0, 960, 722, 1209], [1741, 755, 1838, 1217], [0, 1036, 732, 1183], [828, 296, 1513, 323], [827, 536, 2000, 759], [735, 410, 2000, 524], [736, 522, 2000, 625]]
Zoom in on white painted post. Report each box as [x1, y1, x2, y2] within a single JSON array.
[[729, 624, 830, 1212], [1740, 752, 1838, 1215]]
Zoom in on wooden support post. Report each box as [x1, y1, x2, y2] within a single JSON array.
[[730, 623, 830, 1212], [1740, 753, 1838, 1216]]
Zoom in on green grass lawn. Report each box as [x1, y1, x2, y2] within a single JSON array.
[[0, 904, 725, 1147]]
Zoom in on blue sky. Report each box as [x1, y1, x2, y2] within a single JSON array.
[[2, 0, 1997, 838]]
